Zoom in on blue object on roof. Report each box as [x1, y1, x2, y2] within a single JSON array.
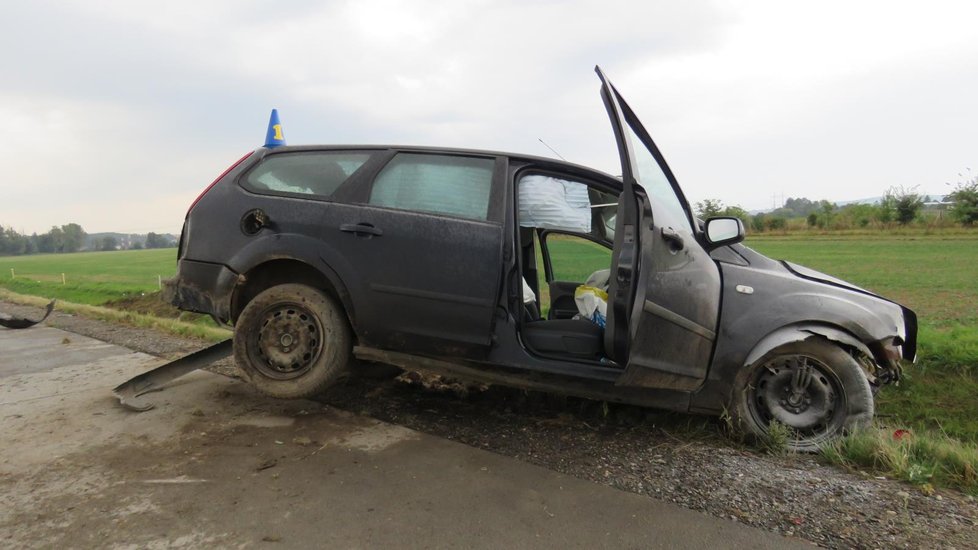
[[264, 109, 286, 148]]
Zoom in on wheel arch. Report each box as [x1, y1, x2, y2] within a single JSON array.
[[731, 323, 877, 406], [230, 258, 356, 333], [743, 323, 873, 368]]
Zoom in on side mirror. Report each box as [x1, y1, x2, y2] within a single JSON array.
[[704, 217, 745, 249]]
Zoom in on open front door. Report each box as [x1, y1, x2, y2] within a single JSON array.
[[596, 66, 721, 391]]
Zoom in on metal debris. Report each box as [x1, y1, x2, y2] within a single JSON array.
[[112, 339, 232, 411], [0, 299, 56, 329]]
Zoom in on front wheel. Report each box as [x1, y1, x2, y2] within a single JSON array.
[[233, 283, 351, 399], [730, 339, 873, 452]]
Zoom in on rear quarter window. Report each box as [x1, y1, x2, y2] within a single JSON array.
[[243, 152, 372, 198], [368, 154, 494, 221]]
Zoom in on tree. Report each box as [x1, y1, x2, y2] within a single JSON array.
[[60, 223, 86, 252], [839, 203, 877, 228], [145, 232, 168, 248], [766, 216, 787, 231], [695, 199, 725, 219], [948, 176, 978, 226], [0, 226, 30, 255], [781, 197, 819, 218], [99, 236, 119, 251], [818, 201, 836, 228], [750, 213, 766, 233], [718, 205, 750, 229], [875, 194, 896, 225], [887, 186, 924, 225]]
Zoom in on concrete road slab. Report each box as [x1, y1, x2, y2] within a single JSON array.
[[0, 326, 129, 378], [0, 326, 811, 549]]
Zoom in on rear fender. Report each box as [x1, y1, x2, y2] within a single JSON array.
[[227, 233, 357, 325]]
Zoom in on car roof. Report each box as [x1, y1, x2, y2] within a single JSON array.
[[261, 145, 622, 184]]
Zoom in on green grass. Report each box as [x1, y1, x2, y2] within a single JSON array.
[[0, 249, 176, 305], [544, 237, 612, 282], [821, 429, 978, 496]]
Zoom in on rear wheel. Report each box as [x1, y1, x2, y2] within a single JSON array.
[[731, 339, 873, 452], [234, 283, 351, 399]]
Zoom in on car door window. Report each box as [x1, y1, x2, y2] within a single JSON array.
[[543, 234, 612, 284], [369, 154, 494, 220], [623, 124, 693, 233], [243, 152, 371, 197]]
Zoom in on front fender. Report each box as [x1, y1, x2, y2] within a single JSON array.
[[744, 324, 873, 367]]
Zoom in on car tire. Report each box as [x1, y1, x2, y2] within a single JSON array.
[[730, 338, 873, 452], [233, 283, 351, 399]]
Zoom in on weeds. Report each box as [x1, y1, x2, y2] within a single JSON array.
[[821, 428, 978, 495], [760, 421, 793, 456]]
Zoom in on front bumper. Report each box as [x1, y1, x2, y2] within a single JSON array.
[[162, 260, 239, 324], [901, 306, 918, 363]]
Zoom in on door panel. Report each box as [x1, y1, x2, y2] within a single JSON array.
[[596, 66, 721, 390], [617, 200, 720, 390], [325, 202, 502, 357], [322, 152, 503, 357]]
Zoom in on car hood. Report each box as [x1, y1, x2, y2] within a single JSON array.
[[781, 261, 877, 297]]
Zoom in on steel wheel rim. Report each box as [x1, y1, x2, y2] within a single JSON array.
[[748, 354, 848, 447], [251, 302, 324, 380]]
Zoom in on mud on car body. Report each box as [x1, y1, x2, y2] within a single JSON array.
[[164, 67, 916, 451]]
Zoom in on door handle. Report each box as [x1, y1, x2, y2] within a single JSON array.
[[339, 223, 383, 236], [660, 226, 684, 251]]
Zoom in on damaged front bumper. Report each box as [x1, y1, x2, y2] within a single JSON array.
[[162, 260, 239, 324]]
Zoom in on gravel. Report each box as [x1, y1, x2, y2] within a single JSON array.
[[4, 300, 977, 549]]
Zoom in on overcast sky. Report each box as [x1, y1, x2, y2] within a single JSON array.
[[2, 0, 977, 234]]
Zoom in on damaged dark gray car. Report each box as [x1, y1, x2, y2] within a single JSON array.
[[164, 67, 916, 451]]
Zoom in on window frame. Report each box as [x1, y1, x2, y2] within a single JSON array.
[[237, 148, 383, 203], [360, 151, 506, 224], [515, 168, 620, 246]]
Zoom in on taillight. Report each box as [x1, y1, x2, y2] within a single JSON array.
[[187, 151, 255, 215]]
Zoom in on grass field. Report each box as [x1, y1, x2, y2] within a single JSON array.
[[0, 249, 177, 305]]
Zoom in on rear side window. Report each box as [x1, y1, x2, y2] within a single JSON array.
[[369, 154, 494, 221], [244, 152, 371, 198]]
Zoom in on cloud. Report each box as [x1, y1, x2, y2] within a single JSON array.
[[2, 0, 977, 233]]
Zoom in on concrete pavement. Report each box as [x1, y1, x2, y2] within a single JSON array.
[[0, 325, 810, 548]]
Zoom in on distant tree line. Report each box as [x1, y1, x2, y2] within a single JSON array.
[[0, 224, 176, 256], [696, 177, 978, 233], [0, 223, 86, 255]]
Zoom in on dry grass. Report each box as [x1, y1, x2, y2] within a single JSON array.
[[0, 288, 229, 342]]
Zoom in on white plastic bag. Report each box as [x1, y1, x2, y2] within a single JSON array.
[[574, 285, 608, 328]]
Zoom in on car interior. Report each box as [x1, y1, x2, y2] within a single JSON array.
[[516, 173, 620, 364]]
